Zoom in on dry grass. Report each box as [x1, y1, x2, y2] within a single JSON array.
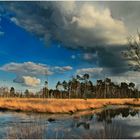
[[0, 98, 139, 113], [7, 121, 47, 139]]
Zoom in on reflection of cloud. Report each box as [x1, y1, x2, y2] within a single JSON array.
[[115, 113, 140, 138]]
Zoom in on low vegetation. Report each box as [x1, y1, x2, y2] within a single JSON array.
[[7, 122, 47, 139], [0, 98, 139, 113]]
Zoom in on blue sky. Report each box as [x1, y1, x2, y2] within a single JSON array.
[[0, 14, 96, 91], [0, 1, 140, 92], [0, 16, 76, 90]]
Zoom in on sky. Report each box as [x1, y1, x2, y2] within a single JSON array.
[[0, 1, 140, 92]]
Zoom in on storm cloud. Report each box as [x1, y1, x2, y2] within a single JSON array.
[[3, 1, 127, 47], [1, 1, 139, 76]]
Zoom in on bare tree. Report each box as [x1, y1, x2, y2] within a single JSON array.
[[123, 31, 140, 71]]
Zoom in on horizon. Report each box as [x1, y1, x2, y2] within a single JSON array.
[[0, 1, 140, 92]]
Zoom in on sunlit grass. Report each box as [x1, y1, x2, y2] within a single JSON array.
[[0, 98, 139, 113]]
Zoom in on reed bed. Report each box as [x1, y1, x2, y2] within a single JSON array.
[[0, 98, 139, 113], [7, 121, 47, 139]]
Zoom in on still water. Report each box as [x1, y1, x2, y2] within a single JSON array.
[[0, 106, 140, 139]]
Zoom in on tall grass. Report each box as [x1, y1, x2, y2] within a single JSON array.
[[6, 120, 122, 139], [0, 98, 139, 113], [7, 121, 47, 139]]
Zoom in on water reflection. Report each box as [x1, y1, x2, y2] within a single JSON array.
[[2, 106, 140, 139], [76, 122, 90, 129], [69, 107, 140, 139], [96, 107, 139, 123], [72, 107, 139, 130]]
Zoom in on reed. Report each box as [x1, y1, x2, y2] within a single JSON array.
[[0, 98, 139, 113], [7, 121, 47, 139]]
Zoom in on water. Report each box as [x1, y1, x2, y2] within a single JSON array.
[[0, 106, 140, 138]]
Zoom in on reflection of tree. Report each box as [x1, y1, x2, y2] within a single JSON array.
[[71, 115, 93, 130], [76, 122, 90, 130], [71, 112, 123, 139], [96, 108, 139, 123], [71, 107, 139, 131], [130, 110, 138, 116], [95, 121, 122, 139]]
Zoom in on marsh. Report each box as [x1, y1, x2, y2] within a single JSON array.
[[0, 106, 138, 139]]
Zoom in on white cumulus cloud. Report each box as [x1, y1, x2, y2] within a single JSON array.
[[0, 61, 53, 76], [23, 76, 40, 87], [71, 4, 127, 46], [0, 61, 73, 87], [13, 76, 40, 87]]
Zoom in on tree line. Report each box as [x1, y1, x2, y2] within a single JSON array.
[[42, 74, 140, 99], [0, 73, 139, 99], [0, 31, 140, 99]]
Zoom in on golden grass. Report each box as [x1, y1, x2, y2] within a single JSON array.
[[0, 98, 139, 113]]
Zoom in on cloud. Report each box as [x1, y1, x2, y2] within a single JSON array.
[[0, 17, 4, 36], [0, 61, 53, 76], [0, 31, 4, 36], [100, 1, 140, 34], [0, 61, 73, 87], [2, 2, 130, 74], [23, 76, 40, 87], [0, 62, 73, 75], [10, 17, 20, 25], [79, 46, 129, 75], [71, 55, 76, 59], [4, 2, 127, 48], [54, 66, 73, 73], [2, 2, 137, 75], [82, 52, 98, 64], [71, 4, 127, 46], [76, 66, 140, 89], [1, 2, 140, 88], [76, 67, 103, 79], [83, 53, 95, 61], [97, 47, 129, 74], [13, 76, 40, 87], [0, 61, 52, 87], [108, 71, 140, 89]]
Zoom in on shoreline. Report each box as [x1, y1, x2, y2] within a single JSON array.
[[0, 98, 139, 114]]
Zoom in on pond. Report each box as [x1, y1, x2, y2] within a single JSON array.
[[0, 106, 140, 139]]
